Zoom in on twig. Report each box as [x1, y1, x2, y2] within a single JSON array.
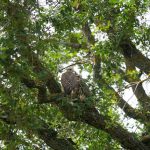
[[120, 76, 150, 92], [60, 61, 88, 72], [121, 76, 150, 110]]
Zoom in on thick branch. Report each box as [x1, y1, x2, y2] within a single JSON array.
[[21, 76, 64, 104], [82, 22, 95, 44], [27, 53, 61, 94], [104, 80, 149, 122], [59, 102, 149, 150], [120, 39, 150, 75], [92, 63, 148, 123], [19, 72, 150, 149], [0, 80, 75, 150], [113, 88, 149, 122], [0, 109, 76, 150], [82, 107, 148, 150], [122, 49, 150, 110], [36, 120, 76, 150]]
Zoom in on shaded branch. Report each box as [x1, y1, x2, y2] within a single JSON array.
[[21, 76, 65, 105], [58, 102, 149, 150], [36, 120, 76, 150], [122, 49, 150, 110], [112, 87, 150, 122], [27, 53, 61, 94], [5, 86, 148, 150], [0, 104, 76, 150], [21, 75, 150, 149], [120, 39, 150, 75], [93, 55, 102, 85], [81, 107, 148, 150], [102, 79, 149, 123], [82, 22, 95, 44], [92, 59, 148, 123]]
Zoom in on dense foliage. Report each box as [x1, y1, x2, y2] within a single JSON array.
[[0, 0, 150, 149]]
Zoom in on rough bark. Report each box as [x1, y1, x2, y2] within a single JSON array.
[[119, 39, 150, 111], [81, 107, 149, 150], [0, 81, 76, 150], [0, 116, 76, 150], [36, 120, 76, 150], [20, 73, 149, 150], [120, 39, 150, 75], [125, 60, 150, 110], [59, 102, 149, 150]]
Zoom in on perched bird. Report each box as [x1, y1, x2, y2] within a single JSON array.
[[61, 68, 90, 101]]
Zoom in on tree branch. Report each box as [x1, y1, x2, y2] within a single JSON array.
[[82, 22, 95, 44], [0, 104, 76, 150], [21, 75, 150, 149], [91, 59, 149, 123], [120, 39, 150, 75], [27, 53, 61, 94], [36, 120, 76, 150], [122, 48, 150, 110], [58, 102, 149, 150]]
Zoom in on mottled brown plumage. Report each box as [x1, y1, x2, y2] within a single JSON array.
[[61, 69, 90, 101]]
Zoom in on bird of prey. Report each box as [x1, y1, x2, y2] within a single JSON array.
[[61, 68, 90, 101]]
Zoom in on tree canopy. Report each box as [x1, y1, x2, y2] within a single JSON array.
[[0, 0, 150, 149]]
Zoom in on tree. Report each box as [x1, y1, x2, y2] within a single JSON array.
[[0, 0, 150, 149]]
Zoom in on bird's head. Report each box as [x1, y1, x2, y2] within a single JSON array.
[[66, 67, 74, 72]]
